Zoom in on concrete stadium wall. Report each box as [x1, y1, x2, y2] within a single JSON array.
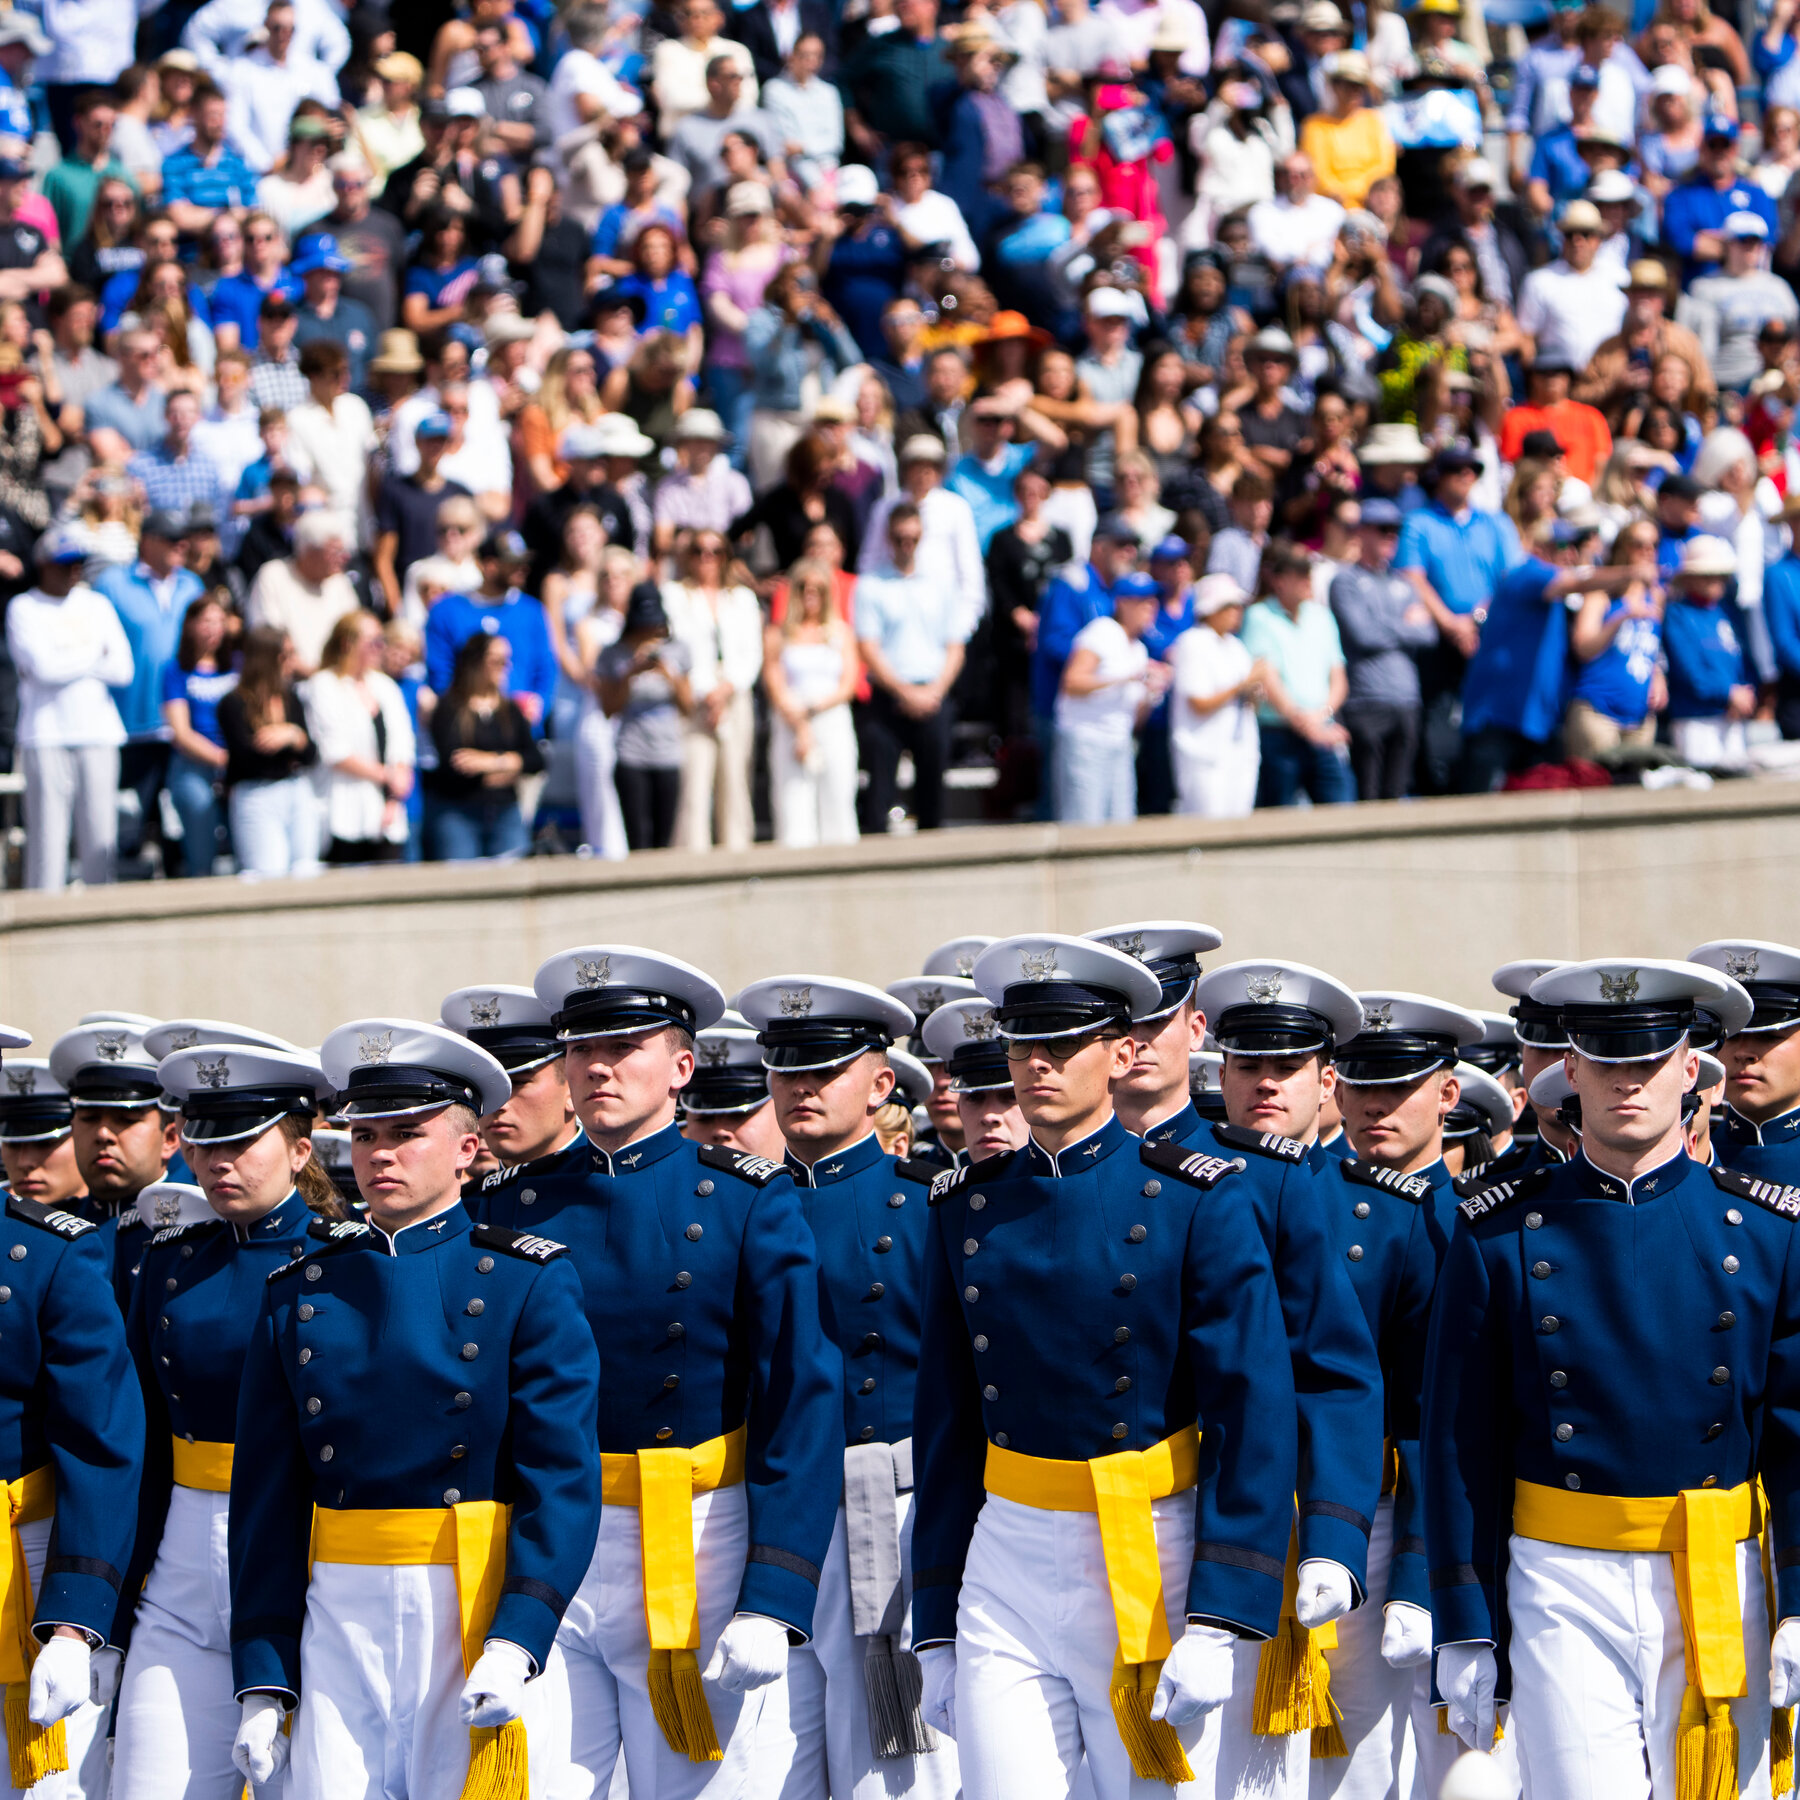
[[0, 782, 1795, 1047]]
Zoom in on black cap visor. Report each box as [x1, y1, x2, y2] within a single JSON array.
[[334, 1064, 486, 1119], [68, 1067, 162, 1108], [995, 982, 1131, 1041], [1511, 999, 1571, 1049], [682, 1070, 771, 1115], [554, 989, 698, 1040], [947, 1044, 1014, 1093], [1213, 1003, 1333, 1057], [0, 1102, 72, 1143], [1462, 1043, 1522, 1076], [1730, 984, 1800, 1037], [1562, 1006, 1693, 1064], [759, 1018, 894, 1074], [1334, 1032, 1460, 1086], [181, 1086, 320, 1144]]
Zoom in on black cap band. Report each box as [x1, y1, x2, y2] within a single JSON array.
[[995, 981, 1131, 1039], [67, 1067, 162, 1107], [1691, 1007, 1727, 1052], [1735, 982, 1800, 1035], [336, 1063, 486, 1116], [759, 1018, 894, 1071], [1334, 1031, 1460, 1085], [554, 988, 697, 1039], [1510, 999, 1571, 1049], [0, 1101, 72, 1142], [181, 1085, 319, 1142], [1214, 1003, 1333, 1056], [1462, 1042, 1521, 1076], [1561, 1003, 1694, 1063], [1139, 958, 1200, 1019]]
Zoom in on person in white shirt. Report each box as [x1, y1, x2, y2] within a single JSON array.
[[662, 528, 765, 850], [545, 2, 646, 144], [860, 436, 987, 642], [7, 529, 133, 891], [762, 33, 842, 194], [1191, 82, 1294, 245], [282, 337, 378, 545], [1170, 572, 1266, 818], [652, 0, 759, 135], [888, 144, 980, 273], [222, 0, 340, 174], [184, 0, 348, 78], [432, 381, 513, 520], [1247, 150, 1346, 273], [190, 348, 263, 499], [36, 0, 141, 98], [1055, 568, 1165, 822], [244, 510, 361, 673], [1515, 196, 1628, 371]]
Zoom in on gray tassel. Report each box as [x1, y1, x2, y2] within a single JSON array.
[[863, 1635, 937, 1759]]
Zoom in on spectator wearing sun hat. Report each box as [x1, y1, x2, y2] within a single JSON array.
[[1298, 49, 1395, 207], [1515, 199, 1628, 375]]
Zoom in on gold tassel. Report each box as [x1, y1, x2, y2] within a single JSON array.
[[1108, 1648, 1194, 1786], [460, 1718, 529, 1800], [1701, 1694, 1739, 1800], [1437, 1705, 1451, 1736], [646, 1648, 722, 1763], [1311, 1711, 1348, 1759], [4, 1684, 66, 1790], [1252, 1615, 1337, 1739], [1435, 1702, 1504, 1749], [1772, 1703, 1793, 1797]]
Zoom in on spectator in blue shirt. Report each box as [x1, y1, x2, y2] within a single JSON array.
[[1662, 532, 1758, 769], [1526, 65, 1606, 219], [613, 222, 703, 363], [160, 88, 259, 242], [1460, 516, 1636, 791], [160, 591, 237, 876], [100, 212, 214, 336], [424, 530, 557, 732], [208, 213, 303, 352], [1660, 116, 1778, 281], [400, 207, 483, 338], [1564, 517, 1667, 758], [819, 168, 908, 363], [291, 234, 380, 391], [1764, 506, 1800, 739], [947, 400, 1041, 549], [127, 391, 230, 521]]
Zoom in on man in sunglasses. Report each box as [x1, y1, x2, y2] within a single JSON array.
[[1515, 199, 1627, 379]]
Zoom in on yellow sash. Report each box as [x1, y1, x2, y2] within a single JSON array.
[[599, 1426, 747, 1764], [171, 1438, 234, 1492], [0, 1467, 60, 1791], [309, 1501, 521, 1800], [1514, 1478, 1759, 1800], [984, 1426, 1199, 1786]]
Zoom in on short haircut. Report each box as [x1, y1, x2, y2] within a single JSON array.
[[1233, 474, 1275, 506], [887, 499, 923, 533], [293, 508, 350, 551], [299, 338, 348, 379], [74, 87, 113, 117], [46, 283, 95, 320], [216, 346, 252, 372]]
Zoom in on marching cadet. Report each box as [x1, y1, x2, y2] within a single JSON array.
[[1525, 1064, 1582, 1158], [733, 974, 958, 1800], [0, 1062, 87, 1208], [879, 1051, 936, 1159], [1098, 932, 1384, 1800], [920, 997, 1030, 1164], [50, 1021, 184, 1312], [478, 946, 840, 1800], [1688, 1051, 1729, 1166], [1423, 958, 1800, 1798], [228, 1019, 602, 1799], [679, 1013, 787, 1161], [112, 1044, 338, 1800], [1319, 990, 1487, 1800], [1689, 941, 1800, 1185], [441, 985, 583, 1180], [911, 933, 1300, 1800], [1442, 1063, 1516, 1179], [0, 1017, 144, 1800], [1481, 962, 1583, 1183]]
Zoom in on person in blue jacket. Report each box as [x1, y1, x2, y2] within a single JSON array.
[[226, 1019, 602, 1797], [112, 1045, 336, 1798], [1661, 533, 1758, 769], [0, 1016, 144, 1800], [736, 973, 959, 1800], [477, 945, 841, 1800], [911, 933, 1300, 1800], [1660, 115, 1779, 282], [424, 530, 558, 734]]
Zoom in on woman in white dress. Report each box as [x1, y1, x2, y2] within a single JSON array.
[[1170, 572, 1269, 818], [574, 542, 636, 860], [763, 557, 860, 846]]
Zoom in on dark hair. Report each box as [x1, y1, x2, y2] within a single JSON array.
[[1262, 538, 1311, 580], [422, 205, 467, 259], [784, 429, 830, 492], [46, 282, 96, 320], [235, 625, 292, 721], [113, 63, 154, 106], [279, 1112, 348, 1218], [891, 141, 931, 175], [887, 499, 923, 534], [443, 630, 504, 715], [176, 592, 231, 672], [299, 337, 348, 379], [1233, 473, 1275, 506], [74, 86, 113, 117]]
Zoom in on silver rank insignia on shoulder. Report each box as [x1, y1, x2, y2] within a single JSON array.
[[732, 1152, 784, 1182], [470, 996, 503, 1027], [357, 1031, 393, 1065], [1598, 969, 1640, 1003], [95, 1032, 128, 1061], [196, 1056, 231, 1089]]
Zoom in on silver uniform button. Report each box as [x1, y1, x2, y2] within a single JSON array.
[[1726, 1209, 1742, 1225], [306, 1398, 322, 1415], [964, 1239, 979, 1256], [8, 1246, 22, 1262], [477, 1257, 495, 1274], [1111, 1424, 1128, 1440], [1565, 1473, 1580, 1489], [1347, 1246, 1363, 1262], [983, 1385, 998, 1401], [969, 1195, 986, 1211], [1723, 1256, 1740, 1274], [1539, 1316, 1560, 1333], [298, 1304, 314, 1321], [1549, 1370, 1568, 1388], [1532, 1261, 1552, 1280], [1142, 1181, 1161, 1198], [995, 1433, 1009, 1447], [1555, 1423, 1573, 1441], [466, 1299, 485, 1317], [964, 1286, 979, 1303], [1353, 1203, 1370, 1220], [1711, 1366, 1731, 1384], [1525, 1212, 1543, 1230], [889, 1194, 905, 1208], [298, 1348, 312, 1365], [1128, 1225, 1146, 1243], [973, 1335, 988, 1351], [304, 1264, 322, 1281], [461, 1343, 480, 1360], [165, 1278, 177, 1292], [521, 1190, 536, 1206], [0, 1288, 11, 1304], [444, 1489, 461, 1505], [686, 1224, 703, 1241], [697, 1180, 714, 1197], [1120, 1274, 1137, 1291], [675, 1271, 692, 1289], [319, 1445, 334, 1463]]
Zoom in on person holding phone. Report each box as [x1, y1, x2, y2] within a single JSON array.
[[595, 579, 694, 851]]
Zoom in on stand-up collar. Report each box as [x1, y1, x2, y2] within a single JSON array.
[[372, 1202, 472, 1255], [234, 1187, 313, 1244], [784, 1131, 886, 1188], [1025, 1111, 1132, 1176], [1572, 1146, 1691, 1204], [583, 1118, 686, 1176]]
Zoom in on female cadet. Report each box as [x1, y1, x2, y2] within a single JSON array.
[[110, 1043, 338, 1800]]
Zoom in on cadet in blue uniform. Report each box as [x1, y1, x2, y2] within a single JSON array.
[[1480, 961, 1586, 1187], [888, 973, 981, 1171], [227, 1020, 602, 1799], [112, 1043, 338, 1800], [912, 933, 1301, 1800], [0, 1014, 145, 1800], [1097, 929, 1385, 1800], [1320, 990, 1488, 1800], [1189, 1048, 1227, 1123], [920, 997, 1029, 1165], [49, 1022, 183, 1315], [1689, 941, 1800, 1187], [1443, 1062, 1516, 1182], [441, 985, 583, 1182], [734, 974, 957, 1800], [679, 1012, 787, 1162], [0, 1062, 87, 1210], [478, 946, 841, 1800], [1423, 959, 1800, 1797]]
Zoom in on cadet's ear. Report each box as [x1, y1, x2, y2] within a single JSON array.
[[1438, 1070, 1461, 1123]]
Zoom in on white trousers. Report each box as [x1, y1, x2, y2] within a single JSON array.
[[955, 1491, 1206, 1800], [1506, 1532, 1771, 1800], [1172, 754, 1259, 822], [0, 1516, 108, 1800], [228, 777, 321, 880], [23, 744, 117, 891], [534, 1484, 784, 1800], [112, 1487, 272, 1800], [1184, 1640, 1307, 1800], [769, 708, 859, 850], [575, 707, 629, 862], [780, 1498, 959, 1800], [674, 692, 755, 853], [288, 1560, 563, 1800]]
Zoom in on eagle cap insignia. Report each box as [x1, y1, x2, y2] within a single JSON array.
[[574, 957, 612, 990], [3, 1068, 33, 1094], [195, 1056, 231, 1090], [914, 985, 945, 1015], [1362, 1001, 1394, 1031], [1019, 949, 1059, 982], [698, 1040, 730, 1066], [357, 1030, 394, 1066], [168, 1029, 199, 1050], [1598, 969, 1640, 1004], [1247, 972, 1284, 1004], [469, 996, 503, 1028], [778, 987, 814, 1018], [1726, 950, 1760, 980], [963, 1010, 998, 1040], [1107, 932, 1147, 960], [954, 952, 976, 977], [94, 1032, 128, 1062], [152, 1191, 181, 1227]]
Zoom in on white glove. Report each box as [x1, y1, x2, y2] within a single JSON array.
[[919, 1644, 957, 1740], [1437, 1641, 1498, 1751], [459, 1640, 533, 1728], [231, 1694, 290, 1787], [702, 1615, 788, 1693], [28, 1635, 90, 1727], [1380, 1602, 1433, 1669], [1149, 1624, 1236, 1727], [1293, 1559, 1355, 1629], [1772, 1617, 1800, 1707], [88, 1646, 121, 1708]]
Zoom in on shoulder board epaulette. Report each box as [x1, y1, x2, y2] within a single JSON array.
[[696, 1143, 787, 1187], [1452, 1162, 1494, 1195], [1211, 1121, 1309, 1163], [894, 1156, 948, 1186], [115, 1209, 147, 1233], [924, 1152, 1010, 1205], [1140, 1137, 1243, 1190], [150, 1221, 217, 1246], [478, 1164, 514, 1193], [269, 1218, 370, 1281], [5, 1194, 97, 1239], [1456, 1165, 1556, 1223], [470, 1221, 570, 1263], [1342, 1159, 1434, 1202], [1712, 1164, 1800, 1220]]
